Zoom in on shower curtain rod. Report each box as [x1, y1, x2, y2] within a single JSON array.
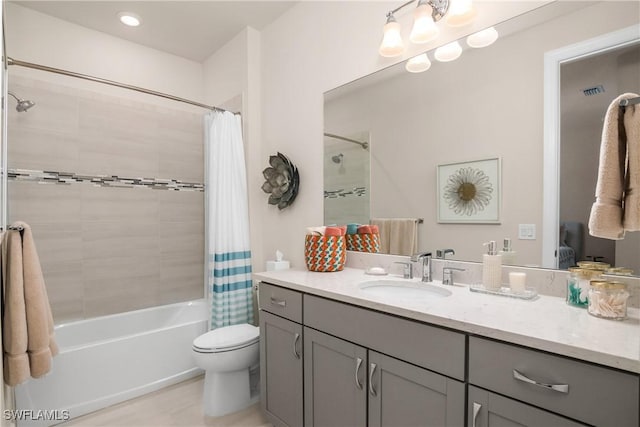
[[324, 132, 369, 149], [7, 57, 237, 114]]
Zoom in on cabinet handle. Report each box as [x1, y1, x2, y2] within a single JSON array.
[[472, 402, 482, 427], [355, 357, 363, 390], [368, 363, 377, 396], [293, 333, 301, 359], [513, 369, 569, 393], [270, 297, 286, 307]]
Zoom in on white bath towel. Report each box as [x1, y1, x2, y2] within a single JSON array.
[[622, 96, 640, 232], [588, 93, 639, 239]]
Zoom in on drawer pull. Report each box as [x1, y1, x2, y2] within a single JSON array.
[[293, 333, 301, 359], [369, 363, 377, 396], [472, 402, 482, 427], [270, 297, 286, 307], [513, 369, 569, 393], [355, 357, 363, 390]]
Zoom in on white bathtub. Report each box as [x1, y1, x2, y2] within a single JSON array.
[[14, 300, 208, 426]]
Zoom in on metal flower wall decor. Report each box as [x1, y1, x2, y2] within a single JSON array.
[[437, 158, 501, 224], [261, 152, 299, 210]]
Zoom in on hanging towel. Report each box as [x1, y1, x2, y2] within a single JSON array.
[[2, 222, 58, 386], [370, 218, 418, 256], [622, 96, 640, 232], [589, 93, 640, 239]]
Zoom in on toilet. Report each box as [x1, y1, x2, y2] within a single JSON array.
[[192, 323, 260, 417]]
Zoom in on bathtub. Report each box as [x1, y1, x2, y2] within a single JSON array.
[[14, 299, 208, 426]]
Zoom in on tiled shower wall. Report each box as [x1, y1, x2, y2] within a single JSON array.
[[6, 75, 204, 323]]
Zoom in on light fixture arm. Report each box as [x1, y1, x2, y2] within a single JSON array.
[[387, 0, 450, 22], [7, 91, 20, 102]]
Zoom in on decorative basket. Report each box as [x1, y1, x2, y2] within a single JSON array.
[[346, 233, 380, 253], [304, 235, 346, 272]]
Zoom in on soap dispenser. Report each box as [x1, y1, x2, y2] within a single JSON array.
[[482, 241, 502, 290], [499, 238, 517, 266]]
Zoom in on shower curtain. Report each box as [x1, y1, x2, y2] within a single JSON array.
[[205, 111, 253, 329]]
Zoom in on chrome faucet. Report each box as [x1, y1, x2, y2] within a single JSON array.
[[436, 248, 455, 259], [411, 252, 432, 282], [393, 261, 413, 279], [442, 267, 465, 286]]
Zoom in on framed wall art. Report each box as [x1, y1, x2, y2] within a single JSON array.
[[437, 157, 501, 224]]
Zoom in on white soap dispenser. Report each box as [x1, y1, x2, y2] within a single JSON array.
[[482, 241, 502, 290], [499, 238, 517, 266]]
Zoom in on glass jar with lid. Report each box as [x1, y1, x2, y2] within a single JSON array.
[[588, 281, 629, 320], [566, 265, 608, 308]]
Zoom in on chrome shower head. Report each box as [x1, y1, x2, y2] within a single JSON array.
[[332, 153, 343, 164], [8, 91, 35, 112]]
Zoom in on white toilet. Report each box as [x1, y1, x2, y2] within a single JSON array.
[[192, 323, 260, 417]]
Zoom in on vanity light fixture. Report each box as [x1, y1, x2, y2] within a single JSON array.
[[378, 13, 405, 57], [405, 53, 432, 73], [434, 40, 462, 62], [466, 26, 498, 48], [379, 0, 476, 58], [118, 12, 142, 27]]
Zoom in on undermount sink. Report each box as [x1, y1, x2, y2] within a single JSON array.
[[358, 279, 452, 299]]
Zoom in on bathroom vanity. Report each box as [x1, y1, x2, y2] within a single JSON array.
[[255, 268, 639, 427]]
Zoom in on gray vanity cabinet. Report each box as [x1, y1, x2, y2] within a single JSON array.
[[469, 336, 639, 427], [468, 386, 586, 427], [304, 326, 465, 427], [368, 351, 465, 427], [259, 283, 304, 427], [303, 327, 367, 427]]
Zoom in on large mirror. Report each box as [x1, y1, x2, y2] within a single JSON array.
[[324, 1, 640, 274]]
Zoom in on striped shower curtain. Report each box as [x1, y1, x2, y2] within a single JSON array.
[[205, 110, 253, 329]]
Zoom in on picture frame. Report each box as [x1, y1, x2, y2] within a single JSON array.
[[437, 157, 501, 224]]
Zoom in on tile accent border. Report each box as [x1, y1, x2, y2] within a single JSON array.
[[8, 168, 204, 192], [324, 186, 367, 199]]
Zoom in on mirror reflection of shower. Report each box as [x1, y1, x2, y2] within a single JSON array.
[[323, 131, 371, 225], [8, 91, 36, 112]]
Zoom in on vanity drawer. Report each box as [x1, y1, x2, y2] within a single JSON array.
[[258, 282, 302, 323], [469, 336, 639, 427], [304, 294, 465, 380]]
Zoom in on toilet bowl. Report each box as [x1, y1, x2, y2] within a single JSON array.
[[192, 323, 260, 417]]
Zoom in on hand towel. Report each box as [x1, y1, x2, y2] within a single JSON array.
[[588, 93, 639, 239], [370, 218, 418, 256], [622, 96, 640, 231], [2, 222, 58, 386]]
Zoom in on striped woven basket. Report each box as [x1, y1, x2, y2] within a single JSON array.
[[346, 233, 380, 253], [304, 235, 346, 272]]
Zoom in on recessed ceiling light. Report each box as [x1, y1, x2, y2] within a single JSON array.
[[118, 12, 141, 27]]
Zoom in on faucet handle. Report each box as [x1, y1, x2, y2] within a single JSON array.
[[442, 267, 465, 286], [393, 261, 413, 279], [436, 248, 455, 259]]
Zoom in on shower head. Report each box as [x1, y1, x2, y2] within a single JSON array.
[[332, 153, 343, 164], [8, 91, 36, 112]]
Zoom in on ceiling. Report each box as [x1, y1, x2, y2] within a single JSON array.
[[8, 1, 297, 62]]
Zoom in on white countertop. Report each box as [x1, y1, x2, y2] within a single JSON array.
[[254, 267, 640, 374]]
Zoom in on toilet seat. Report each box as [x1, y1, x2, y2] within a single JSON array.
[[193, 324, 259, 353]]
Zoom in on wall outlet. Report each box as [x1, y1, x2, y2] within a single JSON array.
[[518, 224, 536, 240]]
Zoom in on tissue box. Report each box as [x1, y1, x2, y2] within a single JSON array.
[[266, 260, 290, 271]]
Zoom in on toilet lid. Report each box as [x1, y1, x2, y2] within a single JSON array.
[[193, 324, 259, 352]]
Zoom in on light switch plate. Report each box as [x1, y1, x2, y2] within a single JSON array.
[[518, 224, 536, 240]]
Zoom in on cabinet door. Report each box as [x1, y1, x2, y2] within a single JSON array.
[[260, 311, 303, 427], [468, 385, 587, 427], [368, 351, 465, 427], [304, 327, 367, 427]]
